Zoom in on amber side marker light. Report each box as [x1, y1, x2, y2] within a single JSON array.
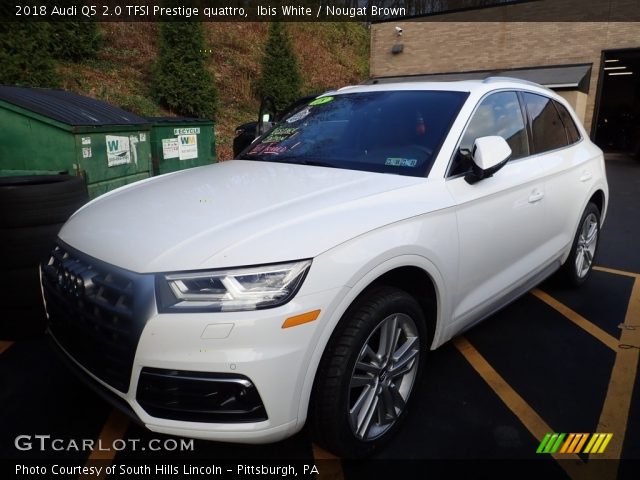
[[282, 310, 321, 329]]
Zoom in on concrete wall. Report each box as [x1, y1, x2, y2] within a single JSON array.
[[370, 5, 640, 132]]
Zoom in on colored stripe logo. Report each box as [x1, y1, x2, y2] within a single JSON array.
[[536, 433, 613, 454]]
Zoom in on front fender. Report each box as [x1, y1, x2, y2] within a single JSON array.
[[293, 211, 459, 429]]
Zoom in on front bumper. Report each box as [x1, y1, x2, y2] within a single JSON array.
[[42, 242, 344, 443]]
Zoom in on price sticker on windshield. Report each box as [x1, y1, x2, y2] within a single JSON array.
[[309, 96, 334, 106]]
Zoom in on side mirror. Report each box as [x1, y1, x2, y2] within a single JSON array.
[[464, 136, 512, 185]]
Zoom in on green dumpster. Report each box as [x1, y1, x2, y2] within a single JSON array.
[[0, 85, 151, 199], [146, 117, 216, 176]]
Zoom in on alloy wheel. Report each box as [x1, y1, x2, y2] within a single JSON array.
[[348, 313, 420, 441], [575, 212, 598, 278]]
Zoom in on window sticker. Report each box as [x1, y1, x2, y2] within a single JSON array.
[[261, 126, 299, 143], [249, 143, 287, 155], [308, 96, 334, 106], [262, 145, 288, 155], [286, 108, 311, 124], [385, 158, 418, 167], [248, 143, 267, 155]]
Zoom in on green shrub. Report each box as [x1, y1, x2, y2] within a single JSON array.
[[0, 22, 59, 87], [258, 22, 302, 111], [152, 22, 218, 120], [50, 21, 101, 61]]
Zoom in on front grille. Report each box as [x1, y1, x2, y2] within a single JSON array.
[[136, 367, 268, 423], [48, 334, 142, 425], [42, 241, 153, 393]]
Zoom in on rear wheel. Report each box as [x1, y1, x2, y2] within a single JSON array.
[[310, 286, 427, 457], [561, 202, 600, 286]]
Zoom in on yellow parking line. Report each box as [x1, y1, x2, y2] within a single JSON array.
[[0, 341, 14, 355], [79, 409, 130, 480], [531, 289, 619, 351], [593, 266, 640, 279], [453, 336, 585, 478], [595, 278, 640, 462], [312, 443, 344, 480]]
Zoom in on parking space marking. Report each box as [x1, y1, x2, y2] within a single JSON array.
[[594, 266, 640, 279], [0, 341, 14, 355], [595, 277, 640, 462], [531, 289, 618, 351], [79, 409, 130, 480], [312, 444, 344, 480], [453, 336, 593, 479]]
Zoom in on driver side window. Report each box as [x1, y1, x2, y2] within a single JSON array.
[[450, 91, 529, 176]]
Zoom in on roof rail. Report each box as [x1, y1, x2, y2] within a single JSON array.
[[482, 76, 553, 92]]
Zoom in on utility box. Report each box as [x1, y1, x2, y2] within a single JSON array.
[[0, 85, 152, 199], [146, 117, 216, 176]]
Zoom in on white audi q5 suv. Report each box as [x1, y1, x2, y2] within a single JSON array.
[[42, 78, 608, 457]]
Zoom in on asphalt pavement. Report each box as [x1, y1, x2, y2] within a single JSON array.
[[1, 155, 638, 479]]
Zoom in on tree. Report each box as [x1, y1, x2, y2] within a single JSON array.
[[258, 22, 302, 111], [152, 22, 218, 119], [0, 22, 59, 87], [50, 21, 101, 61]]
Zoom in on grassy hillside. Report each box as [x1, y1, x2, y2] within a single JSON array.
[[58, 22, 369, 160]]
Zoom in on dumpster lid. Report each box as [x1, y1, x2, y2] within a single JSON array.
[[0, 85, 149, 126], [146, 116, 213, 124]]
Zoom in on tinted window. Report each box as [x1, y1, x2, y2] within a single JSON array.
[[522, 93, 568, 153], [450, 91, 529, 176], [553, 100, 581, 144], [240, 91, 468, 178]]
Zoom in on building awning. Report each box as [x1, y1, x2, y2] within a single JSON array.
[[366, 64, 592, 93]]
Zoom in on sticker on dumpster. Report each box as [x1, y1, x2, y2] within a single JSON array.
[[82, 147, 92, 158], [81, 137, 91, 145], [139, 132, 146, 142], [162, 138, 180, 159], [178, 134, 198, 160], [129, 135, 139, 165], [105, 135, 131, 167], [174, 127, 200, 135]]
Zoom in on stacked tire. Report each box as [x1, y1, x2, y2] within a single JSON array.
[[0, 175, 88, 340]]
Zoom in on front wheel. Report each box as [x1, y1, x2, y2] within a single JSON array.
[[561, 202, 601, 286], [310, 286, 427, 457]]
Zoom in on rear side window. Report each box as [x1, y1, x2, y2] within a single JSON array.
[[522, 93, 568, 153], [553, 100, 581, 144]]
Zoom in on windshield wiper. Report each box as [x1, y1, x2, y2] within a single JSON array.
[[273, 158, 337, 168], [238, 153, 264, 160], [237, 155, 336, 169]]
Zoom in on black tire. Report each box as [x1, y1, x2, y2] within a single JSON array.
[[0, 175, 87, 228], [310, 286, 428, 457], [561, 202, 601, 287], [0, 266, 45, 309], [0, 306, 47, 340], [0, 223, 63, 269]]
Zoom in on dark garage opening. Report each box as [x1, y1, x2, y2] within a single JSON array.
[[594, 49, 640, 158]]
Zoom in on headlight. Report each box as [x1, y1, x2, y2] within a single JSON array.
[[156, 260, 312, 312]]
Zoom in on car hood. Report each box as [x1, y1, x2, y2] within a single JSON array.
[[59, 160, 426, 273]]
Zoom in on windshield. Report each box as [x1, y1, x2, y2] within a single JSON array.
[[239, 90, 468, 177]]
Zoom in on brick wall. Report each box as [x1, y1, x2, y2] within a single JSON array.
[[370, 12, 640, 132]]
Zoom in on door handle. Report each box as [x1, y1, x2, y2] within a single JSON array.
[[528, 190, 544, 203], [580, 171, 593, 182]]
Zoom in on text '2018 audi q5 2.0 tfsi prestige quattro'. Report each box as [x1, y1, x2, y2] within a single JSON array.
[[41, 78, 607, 457]]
